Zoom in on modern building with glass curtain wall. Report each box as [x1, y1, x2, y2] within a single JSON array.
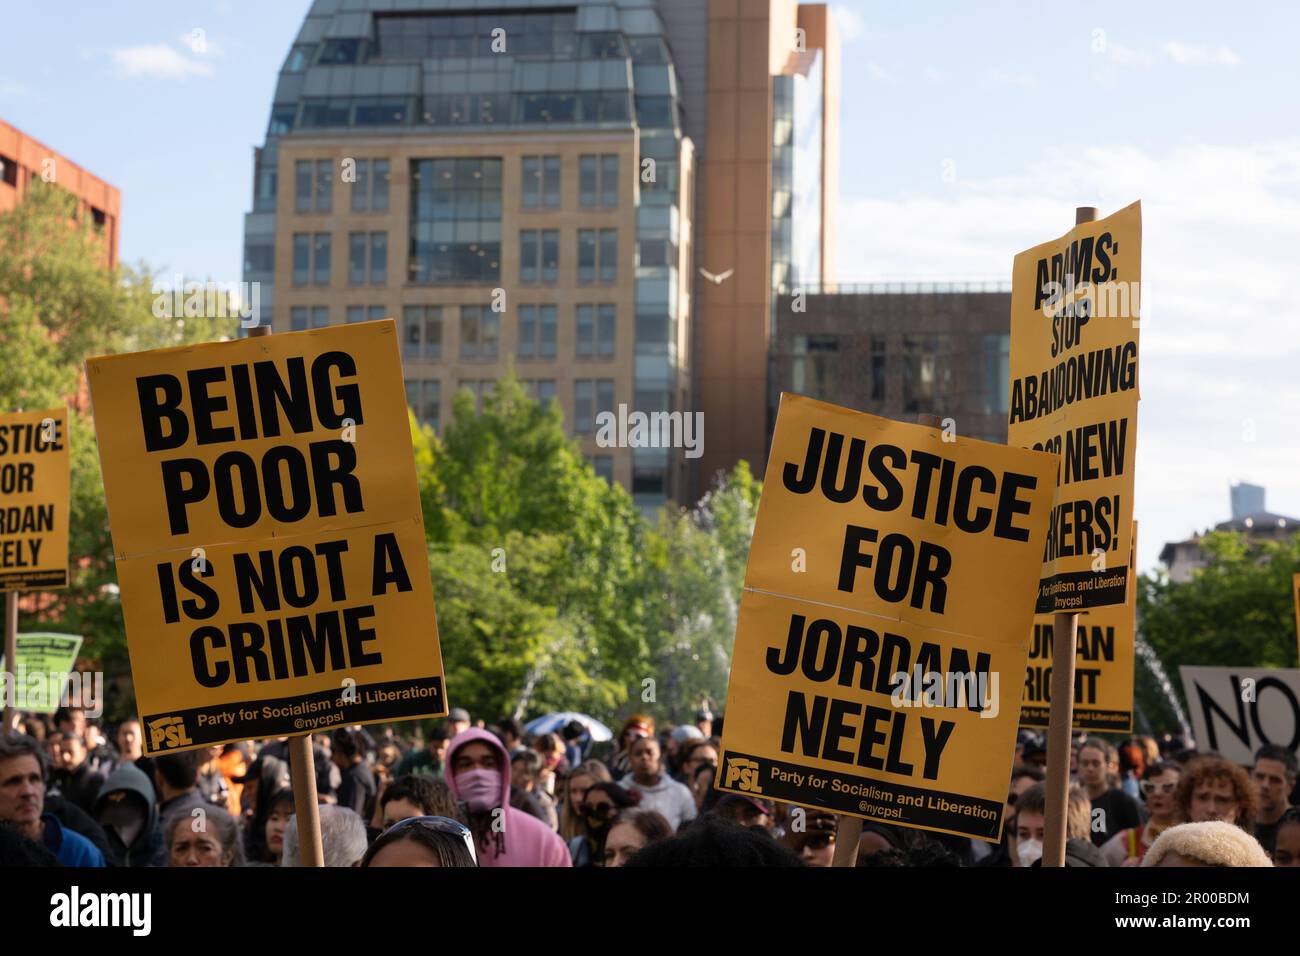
[[242, 0, 695, 511]]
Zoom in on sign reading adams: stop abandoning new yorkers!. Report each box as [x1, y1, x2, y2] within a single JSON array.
[[717, 394, 1057, 840], [88, 321, 446, 755], [1008, 201, 1141, 613], [0, 407, 70, 590]]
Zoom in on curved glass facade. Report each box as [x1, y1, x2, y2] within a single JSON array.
[[243, 0, 693, 509]]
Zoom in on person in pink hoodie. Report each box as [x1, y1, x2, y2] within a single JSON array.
[[443, 727, 571, 867]]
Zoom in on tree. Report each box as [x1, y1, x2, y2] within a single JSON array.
[[1137, 530, 1300, 725], [0, 184, 239, 719]]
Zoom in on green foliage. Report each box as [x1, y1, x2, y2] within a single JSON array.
[[1138, 530, 1300, 722], [411, 372, 759, 725], [0, 186, 239, 720]]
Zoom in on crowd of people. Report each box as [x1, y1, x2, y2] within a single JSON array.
[[1, 703, 1296, 867]]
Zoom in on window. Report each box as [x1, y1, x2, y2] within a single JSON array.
[[870, 336, 887, 403], [981, 333, 1010, 416], [351, 161, 370, 212], [243, 241, 274, 275], [522, 155, 560, 209], [292, 233, 331, 286], [316, 161, 333, 212], [523, 379, 557, 406], [600, 155, 618, 207], [599, 230, 617, 282], [575, 304, 616, 359], [578, 231, 596, 283], [318, 38, 364, 65], [637, 238, 672, 268], [902, 335, 953, 413], [295, 161, 313, 213], [373, 160, 390, 211], [354, 99, 409, 126], [269, 106, 295, 135], [518, 305, 557, 360], [635, 96, 674, 128], [375, 10, 577, 59], [353, 159, 391, 211], [519, 229, 559, 283], [285, 45, 314, 72], [293, 234, 310, 285], [460, 305, 499, 359], [349, 231, 388, 284], [290, 306, 330, 331], [409, 158, 502, 283], [574, 379, 614, 434], [590, 455, 614, 484], [457, 379, 496, 413], [579, 154, 619, 208], [347, 306, 388, 324], [403, 306, 442, 359], [405, 379, 440, 431], [313, 233, 331, 284], [792, 335, 839, 401], [297, 160, 332, 212]]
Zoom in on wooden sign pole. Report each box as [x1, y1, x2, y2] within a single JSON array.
[[248, 320, 324, 867], [1040, 205, 1096, 867]]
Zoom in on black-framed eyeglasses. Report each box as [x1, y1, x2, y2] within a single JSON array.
[[385, 815, 477, 863], [579, 802, 617, 819]]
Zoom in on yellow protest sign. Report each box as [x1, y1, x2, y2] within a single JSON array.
[[718, 394, 1056, 840], [87, 321, 446, 754], [1021, 524, 1137, 732], [0, 407, 70, 591], [1008, 201, 1141, 612]]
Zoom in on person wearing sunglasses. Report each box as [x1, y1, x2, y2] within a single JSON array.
[[443, 727, 571, 867], [569, 781, 636, 867], [1101, 760, 1182, 866], [360, 815, 478, 867], [782, 807, 837, 866]]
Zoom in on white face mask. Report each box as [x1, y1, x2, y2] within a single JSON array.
[[1017, 837, 1043, 867]]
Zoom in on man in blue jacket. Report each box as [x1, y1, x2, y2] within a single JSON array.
[[0, 733, 105, 867]]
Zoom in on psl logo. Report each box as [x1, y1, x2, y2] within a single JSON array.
[[148, 715, 193, 751], [724, 757, 763, 794]]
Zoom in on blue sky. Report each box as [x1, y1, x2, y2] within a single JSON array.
[[1, 0, 1297, 571]]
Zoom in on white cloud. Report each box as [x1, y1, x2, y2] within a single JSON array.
[[1161, 41, 1241, 67], [111, 43, 214, 79], [834, 7, 865, 43], [835, 142, 1300, 569], [0, 79, 26, 98]]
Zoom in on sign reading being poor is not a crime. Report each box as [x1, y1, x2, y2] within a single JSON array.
[[1008, 201, 1141, 613], [0, 407, 70, 591], [718, 394, 1056, 841], [88, 321, 446, 755]]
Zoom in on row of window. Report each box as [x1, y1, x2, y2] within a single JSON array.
[[402, 376, 617, 437], [283, 28, 671, 73], [402, 304, 617, 361], [286, 92, 664, 131], [791, 333, 1011, 417], [290, 228, 624, 287], [294, 155, 620, 215]]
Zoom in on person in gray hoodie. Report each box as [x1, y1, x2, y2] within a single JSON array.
[[92, 762, 163, 867], [619, 735, 697, 831]]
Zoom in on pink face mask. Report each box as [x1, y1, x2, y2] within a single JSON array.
[[456, 768, 501, 813]]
